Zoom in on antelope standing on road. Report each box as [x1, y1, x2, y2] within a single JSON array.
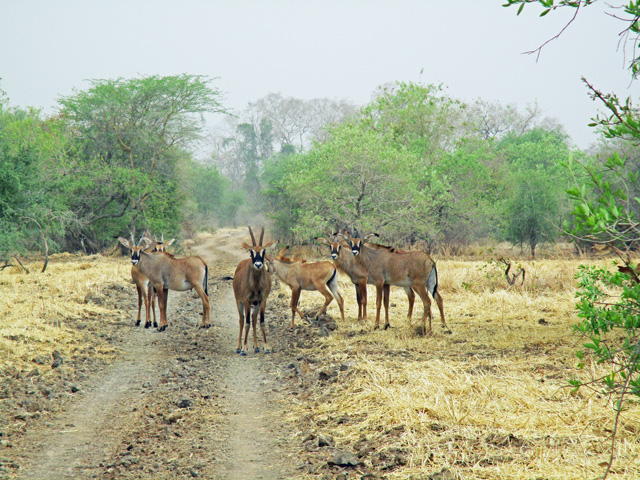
[[341, 232, 448, 335], [232, 226, 275, 355], [118, 237, 210, 332], [268, 246, 345, 327], [316, 235, 416, 321], [131, 237, 176, 329]]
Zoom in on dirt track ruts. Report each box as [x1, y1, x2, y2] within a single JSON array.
[[11, 228, 294, 480]]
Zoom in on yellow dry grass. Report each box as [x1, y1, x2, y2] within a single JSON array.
[[3, 249, 639, 478], [0, 254, 130, 375], [277, 256, 640, 479]]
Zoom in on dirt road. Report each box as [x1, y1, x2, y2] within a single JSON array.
[[9, 228, 294, 479]]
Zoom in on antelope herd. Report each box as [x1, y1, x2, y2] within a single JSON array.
[[118, 236, 210, 332], [119, 226, 448, 352]]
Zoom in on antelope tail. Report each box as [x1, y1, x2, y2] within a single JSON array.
[[427, 264, 438, 297], [326, 268, 337, 287], [327, 268, 341, 300], [204, 265, 209, 296]]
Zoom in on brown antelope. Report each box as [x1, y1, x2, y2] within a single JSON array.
[[267, 246, 345, 327], [232, 226, 275, 355], [131, 237, 176, 328], [118, 237, 209, 332], [341, 232, 448, 335], [316, 235, 416, 321]]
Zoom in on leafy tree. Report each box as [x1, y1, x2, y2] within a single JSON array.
[[265, 121, 420, 243], [505, 1, 640, 477], [178, 157, 239, 231], [261, 81, 576, 250], [503, 168, 560, 257], [498, 128, 573, 256], [58, 74, 227, 250], [361, 81, 465, 160], [438, 138, 506, 248], [0, 103, 70, 267], [358, 82, 473, 246]]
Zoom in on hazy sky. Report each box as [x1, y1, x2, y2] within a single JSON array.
[[0, 1, 635, 150]]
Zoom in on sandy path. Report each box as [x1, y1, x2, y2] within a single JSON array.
[[192, 228, 290, 480], [19, 329, 168, 479]]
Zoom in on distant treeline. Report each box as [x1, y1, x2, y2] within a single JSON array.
[[1, 76, 636, 259]]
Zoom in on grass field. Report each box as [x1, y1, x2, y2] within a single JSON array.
[[276, 254, 640, 479], [0, 254, 129, 373], [1, 250, 639, 479]]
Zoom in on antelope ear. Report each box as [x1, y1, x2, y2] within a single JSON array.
[[339, 240, 351, 248], [140, 237, 153, 246], [315, 237, 330, 246], [241, 242, 253, 251], [263, 241, 276, 249], [165, 238, 176, 246], [118, 237, 131, 249]]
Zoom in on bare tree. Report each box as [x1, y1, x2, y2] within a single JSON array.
[[466, 99, 549, 140]]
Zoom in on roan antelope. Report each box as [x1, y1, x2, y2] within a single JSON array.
[[232, 226, 275, 355], [267, 246, 345, 327], [131, 237, 176, 329], [341, 232, 448, 335], [316, 234, 416, 321], [118, 237, 210, 332]]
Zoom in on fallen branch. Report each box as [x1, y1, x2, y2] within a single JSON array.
[[0, 260, 14, 271], [13, 254, 30, 274]]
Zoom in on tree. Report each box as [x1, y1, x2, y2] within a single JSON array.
[[358, 82, 475, 246], [58, 74, 227, 250], [436, 138, 505, 248], [464, 99, 562, 140], [498, 128, 573, 256], [265, 121, 420, 243], [250, 92, 356, 152], [504, 1, 640, 477], [178, 158, 239, 232], [209, 93, 356, 226], [360, 81, 465, 159], [0, 103, 71, 268], [262, 81, 576, 250]]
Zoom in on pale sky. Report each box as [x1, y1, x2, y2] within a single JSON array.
[[0, 1, 635, 150]]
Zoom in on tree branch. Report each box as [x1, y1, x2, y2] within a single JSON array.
[[523, 1, 583, 62]]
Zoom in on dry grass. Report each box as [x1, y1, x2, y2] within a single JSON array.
[[3, 249, 639, 478], [0, 254, 130, 374], [278, 256, 640, 479]]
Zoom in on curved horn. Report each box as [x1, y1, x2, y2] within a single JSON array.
[[259, 226, 265, 245], [248, 226, 257, 246]]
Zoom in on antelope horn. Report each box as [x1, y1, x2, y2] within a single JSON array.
[[363, 233, 379, 242], [259, 226, 265, 245], [248, 226, 257, 246]]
